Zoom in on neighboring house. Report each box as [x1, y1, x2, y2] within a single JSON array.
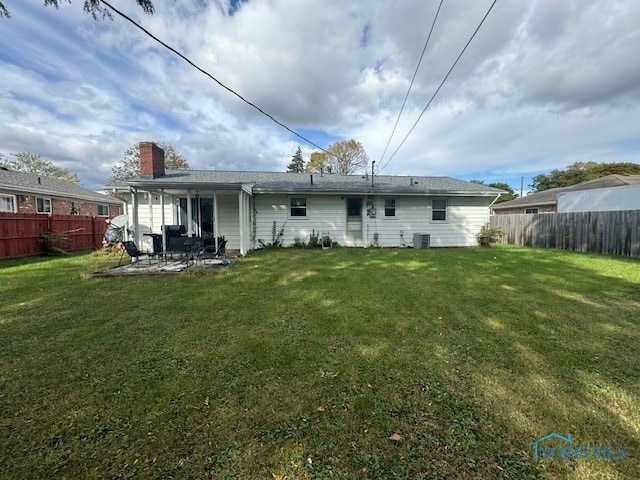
[[557, 184, 640, 212], [0, 168, 121, 217], [107, 142, 505, 255], [492, 174, 640, 215]]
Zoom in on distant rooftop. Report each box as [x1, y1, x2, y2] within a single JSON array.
[[493, 174, 640, 209], [0, 168, 121, 204]]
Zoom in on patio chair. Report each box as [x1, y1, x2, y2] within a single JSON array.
[[215, 237, 227, 258], [119, 240, 152, 266]]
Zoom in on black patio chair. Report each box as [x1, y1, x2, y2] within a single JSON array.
[[215, 237, 227, 258], [119, 240, 152, 266]]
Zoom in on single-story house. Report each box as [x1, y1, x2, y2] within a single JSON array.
[[492, 174, 640, 215], [107, 142, 505, 255], [0, 167, 122, 217]]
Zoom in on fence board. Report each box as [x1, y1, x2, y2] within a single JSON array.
[[490, 210, 640, 258], [0, 213, 109, 259]]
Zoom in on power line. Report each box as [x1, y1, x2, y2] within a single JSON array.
[[98, 0, 332, 155], [378, 0, 444, 168], [379, 0, 498, 172]]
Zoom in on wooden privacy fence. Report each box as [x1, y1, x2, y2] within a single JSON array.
[[490, 210, 640, 258], [0, 213, 109, 259]]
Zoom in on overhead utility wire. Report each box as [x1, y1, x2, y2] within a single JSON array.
[[380, 0, 498, 171], [378, 0, 444, 170], [99, 0, 332, 155]]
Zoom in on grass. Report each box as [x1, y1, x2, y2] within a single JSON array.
[[0, 245, 638, 479]]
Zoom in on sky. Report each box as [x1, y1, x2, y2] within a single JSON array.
[[1, 0, 639, 193]]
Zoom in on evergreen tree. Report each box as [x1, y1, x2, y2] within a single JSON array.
[[287, 146, 305, 173]]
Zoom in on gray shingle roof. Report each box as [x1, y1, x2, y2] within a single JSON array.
[[0, 169, 121, 204], [493, 174, 640, 209], [113, 170, 506, 196]]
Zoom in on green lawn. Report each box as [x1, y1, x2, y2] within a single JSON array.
[[1, 246, 638, 479]]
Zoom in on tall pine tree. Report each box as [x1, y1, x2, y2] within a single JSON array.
[[287, 146, 305, 173]]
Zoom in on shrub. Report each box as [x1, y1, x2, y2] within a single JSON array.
[[477, 223, 503, 247], [38, 230, 70, 256], [258, 221, 286, 249], [307, 229, 321, 249]]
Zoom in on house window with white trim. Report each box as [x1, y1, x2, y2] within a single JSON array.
[[432, 198, 448, 221], [525, 207, 539, 214], [97, 204, 109, 216], [290, 197, 307, 217], [37, 197, 51, 214], [384, 198, 396, 218], [0, 194, 16, 212]]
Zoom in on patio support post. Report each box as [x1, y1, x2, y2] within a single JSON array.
[[160, 189, 166, 256], [131, 186, 139, 245], [213, 191, 219, 252], [148, 191, 153, 233], [187, 190, 193, 236]]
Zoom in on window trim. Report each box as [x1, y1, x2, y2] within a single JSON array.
[[97, 204, 110, 216], [0, 193, 17, 213], [383, 197, 397, 219], [524, 207, 539, 214], [36, 197, 52, 214], [289, 196, 308, 219], [431, 197, 448, 223]]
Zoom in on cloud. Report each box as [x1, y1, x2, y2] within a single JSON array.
[[0, 0, 638, 193]]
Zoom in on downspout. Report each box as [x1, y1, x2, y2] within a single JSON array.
[[489, 193, 502, 208], [488, 193, 502, 220]]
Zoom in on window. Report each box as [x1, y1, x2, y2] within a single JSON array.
[[37, 197, 51, 214], [97, 204, 109, 216], [525, 207, 539, 214], [290, 197, 307, 217], [0, 194, 16, 212], [347, 198, 361, 217], [384, 198, 396, 217], [71, 201, 81, 215], [432, 198, 448, 221]]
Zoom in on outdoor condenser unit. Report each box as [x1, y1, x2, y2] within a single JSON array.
[[413, 233, 431, 249]]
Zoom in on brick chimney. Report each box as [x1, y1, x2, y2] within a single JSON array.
[[139, 142, 165, 178]]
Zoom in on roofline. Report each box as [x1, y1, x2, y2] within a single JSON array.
[[492, 200, 556, 209], [113, 182, 502, 197], [0, 185, 121, 204]]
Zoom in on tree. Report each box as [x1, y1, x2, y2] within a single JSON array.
[[530, 161, 640, 192], [0, 0, 154, 19], [469, 180, 518, 203], [305, 140, 369, 175], [109, 142, 190, 183], [286, 146, 305, 173], [487, 182, 518, 203], [0, 152, 81, 184]]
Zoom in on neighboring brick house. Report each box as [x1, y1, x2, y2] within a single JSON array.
[[0, 168, 122, 217], [492, 174, 640, 215]]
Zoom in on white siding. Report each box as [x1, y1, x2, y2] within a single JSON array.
[[255, 194, 491, 248], [127, 192, 174, 251], [254, 194, 347, 247], [216, 193, 240, 250]]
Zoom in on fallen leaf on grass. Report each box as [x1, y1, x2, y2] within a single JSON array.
[[389, 433, 403, 442], [315, 406, 325, 412]]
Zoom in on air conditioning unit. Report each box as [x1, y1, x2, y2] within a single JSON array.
[[413, 233, 431, 249]]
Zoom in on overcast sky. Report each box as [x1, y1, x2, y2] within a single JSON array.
[[1, 0, 639, 192]]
